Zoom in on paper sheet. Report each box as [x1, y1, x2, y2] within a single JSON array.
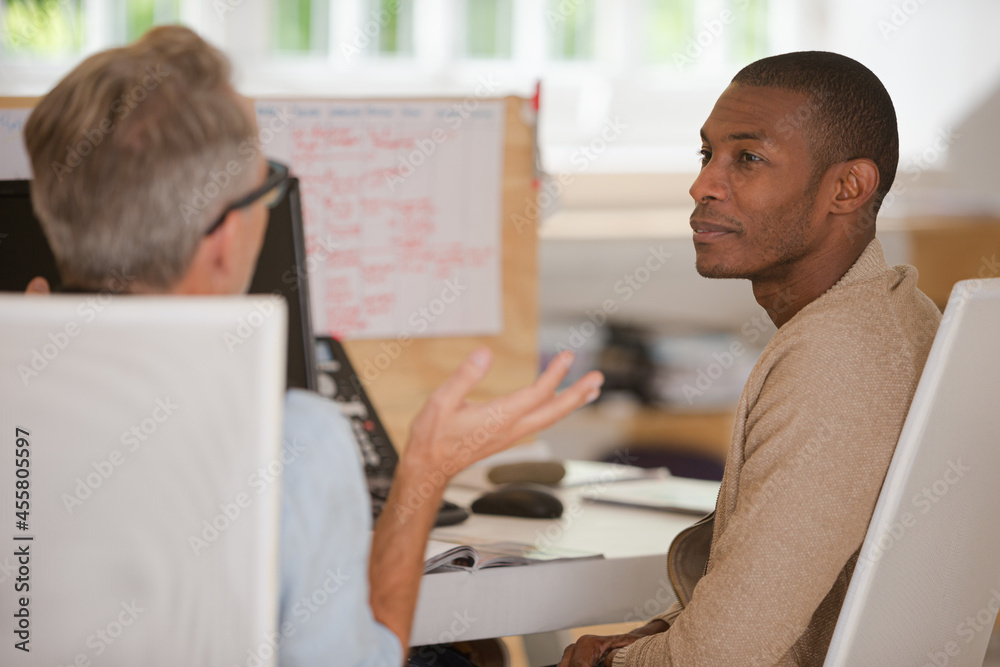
[[256, 99, 505, 340], [0, 107, 32, 179]]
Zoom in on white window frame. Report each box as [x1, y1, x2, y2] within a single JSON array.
[[0, 0, 800, 174]]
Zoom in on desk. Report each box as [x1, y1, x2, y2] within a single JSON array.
[[411, 484, 705, 646]]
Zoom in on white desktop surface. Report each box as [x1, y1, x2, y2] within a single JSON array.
[[411, 482, 707, 645]]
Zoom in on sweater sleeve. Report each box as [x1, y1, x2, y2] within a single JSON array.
[[614, 320, 917, 666]]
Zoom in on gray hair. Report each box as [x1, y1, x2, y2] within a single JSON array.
[[24, 25, 259, 291]]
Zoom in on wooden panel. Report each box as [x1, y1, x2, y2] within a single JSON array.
[[623, 409, 734, 463], [342, 96, 537, 451], [905, 217, 1000, 309], [0, 97, 36, 107]]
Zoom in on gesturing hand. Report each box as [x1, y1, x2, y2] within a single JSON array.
[[402, 347, 603, 479]]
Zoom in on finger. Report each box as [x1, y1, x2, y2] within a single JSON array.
[[25, 276, 50, 296], [489, 350, 576, 419], [569, 641, 603, 667], [505, 370, 603, 442], [429, 347, 493, 409], [557, 644, 575, 667]]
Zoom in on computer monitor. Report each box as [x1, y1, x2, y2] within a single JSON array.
[[247, 178, 318, 392], [0, 180, 61, 292], [0, 178, 317, 392]]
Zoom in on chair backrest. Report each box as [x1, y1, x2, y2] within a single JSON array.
[[825, 278, 1000, 667], [0, 294, 287, 667]]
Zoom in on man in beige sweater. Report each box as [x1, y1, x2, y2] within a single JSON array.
[[558, 52, 942, 666]]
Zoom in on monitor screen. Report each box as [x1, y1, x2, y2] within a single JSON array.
[[0, 178, 317, 392], [247, 178, 318, 392], [0, 180, 61, 292]]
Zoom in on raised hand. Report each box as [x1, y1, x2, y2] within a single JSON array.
[[403, 347, 604, 480]]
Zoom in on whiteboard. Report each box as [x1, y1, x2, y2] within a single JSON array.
[[256, 99, 505, 340], [0, 107, 32, 179], [0, 100, 506, 340]]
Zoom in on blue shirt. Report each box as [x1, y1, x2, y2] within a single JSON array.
[[277, 389, 403, 666]]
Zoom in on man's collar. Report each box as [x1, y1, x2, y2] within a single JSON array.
[[825, 238, 889, 295]]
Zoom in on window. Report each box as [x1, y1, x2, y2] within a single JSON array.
[[726, 0, 768, 65], [644, 0, 693, 64], [464, 0, 511, 58], [645, 0, 769, 69], [369, 0, 412, 57], [547, 0, 595, 60], [273, 0, 328, 54], [1, 0, 83, 56], [0, 0, 793, 172], [120, 0, 179, 43]]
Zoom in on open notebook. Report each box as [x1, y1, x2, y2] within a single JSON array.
[[424, 540, 602, 574]]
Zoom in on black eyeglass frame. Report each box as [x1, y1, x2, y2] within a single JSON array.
[[203, 159, 290, 236]]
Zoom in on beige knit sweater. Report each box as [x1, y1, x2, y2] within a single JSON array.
[[614, 239, 942, 666]]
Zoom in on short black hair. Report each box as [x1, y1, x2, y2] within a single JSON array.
[[731, 51, 898, 214]]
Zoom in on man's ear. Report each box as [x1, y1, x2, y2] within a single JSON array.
[[211, 208, 245, 277], [829, 158, 880, 215], [182, 208, 246, 294]]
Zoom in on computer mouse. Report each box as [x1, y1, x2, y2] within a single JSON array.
[[487, 460, 566, 486], [471, 484, 564, 519]]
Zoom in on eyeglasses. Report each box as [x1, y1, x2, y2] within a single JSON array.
[[203, 159, 290, 236]]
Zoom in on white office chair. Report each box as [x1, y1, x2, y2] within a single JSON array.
[[825, 278, 1000, 666], [0, 295, 287, 667]]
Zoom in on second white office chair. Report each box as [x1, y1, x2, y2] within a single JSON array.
[[825, 278, 1000, 666]]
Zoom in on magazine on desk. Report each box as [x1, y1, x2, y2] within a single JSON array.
[[423, 539, 603, 574]]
